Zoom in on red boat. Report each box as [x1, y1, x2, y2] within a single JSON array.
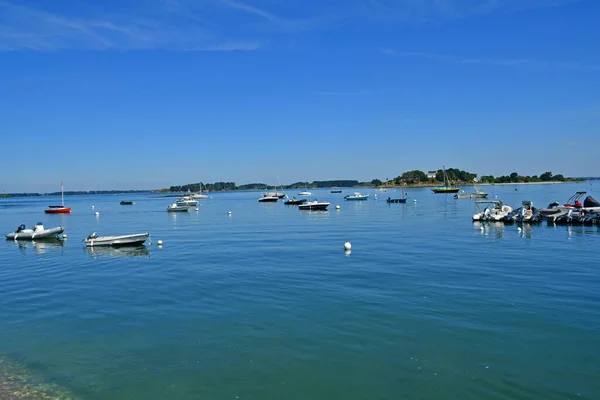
[[45, 181, 71, 214], [45, 205, 72, 214]]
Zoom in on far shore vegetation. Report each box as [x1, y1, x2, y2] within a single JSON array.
[[1, 170, 590, 198], [160, 169, 585, 194]]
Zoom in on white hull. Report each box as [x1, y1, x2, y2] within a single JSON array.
[[298, 191, 312, 196], [168, 204, 191, 212], [6, 224, 64, 240], [299, 201, 330, 211], [85, 232, 149, 247]]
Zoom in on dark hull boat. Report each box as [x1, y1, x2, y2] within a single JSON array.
[[120, 200, 134, 205], [299, 201, 330, 211], [284, 198, 307, 205], [386, 198, 407, 203]]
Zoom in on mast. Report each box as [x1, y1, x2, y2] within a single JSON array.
[[61, 180, 64, 206]]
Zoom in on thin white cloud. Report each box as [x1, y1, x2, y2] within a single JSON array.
[[214, 0, 278, 21], [0, 0, 264, 51], [382, 50, 600, 71], [0, 0, 587, 51]]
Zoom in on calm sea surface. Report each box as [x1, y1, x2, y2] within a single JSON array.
[[1, 183, 599, 399]]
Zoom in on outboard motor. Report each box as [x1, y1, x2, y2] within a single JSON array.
[[16, 224, 25, 233], [87, 232, 98, 240], [547, 202, 559, 208], [584, 196, 600, 208]]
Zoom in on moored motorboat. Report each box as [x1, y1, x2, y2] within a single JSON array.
[[344, 192, 369, 201], [298, 201, 330, 211], [331, 190, 342, 193], [454, 186, 488, 199], [258, 195, 278, 202], [84, 232, 149, 247], [472, 200, 513, 222], [298, 191, 312, 196], [120, 200, 135, 205], [503, 201, 542, 223], [176, 196, 197, 207], [539, 191, 586, 217], [284, 197, 307, 205], [6, 223, 64, 240], [167, 203, 190, 212]]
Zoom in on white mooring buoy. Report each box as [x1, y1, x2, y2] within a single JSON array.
[[157, 240, 163, 246], [335, 205, 340, 210], [62, 234, 67, 239], [95, 211, 99, 216], [195, 208, 199, 211], [228, 211, 232, 215], [344, 241, 352, 251], [91, 205, 95, 209]]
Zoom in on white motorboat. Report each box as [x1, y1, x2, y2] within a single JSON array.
[[176, 196, 197, 206], [472, 200, 513, 221], [344, 192, 369, 201], [258, 195, 278, 202], [298, 201, 330, 211], [5, 223, 64, 240], [298, 191, 312, 196], [454, 186, 488, 199], [84, 232, 149, 247], [167, 203, 191, 212]]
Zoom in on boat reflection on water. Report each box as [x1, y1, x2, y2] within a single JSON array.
[[11, 238, 65, 254], [473, 221, 505, 240], [85, 245, 150, 259]]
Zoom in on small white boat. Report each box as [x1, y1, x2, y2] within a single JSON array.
[[472, 200, 513, 221], [298, 191, 312, 196], [167, 203, 191, 212], [5, 223, 64, 240], [298, 201, 330, 211], [176, 196, 197, 206], [344, 192, 369, 201], [84, 232, 149, 247]]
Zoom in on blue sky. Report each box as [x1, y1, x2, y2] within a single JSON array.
[[1, 0, 599, 192]]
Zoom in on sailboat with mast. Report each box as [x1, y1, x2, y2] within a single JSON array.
[[191, 181, 209, 199], [432, 166, 460, 194], [45, 181, 72, 214]]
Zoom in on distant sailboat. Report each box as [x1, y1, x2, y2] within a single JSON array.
[[432, 166, 460, 193], [45, 181, 71, 214], [191, 181, 209, 199]]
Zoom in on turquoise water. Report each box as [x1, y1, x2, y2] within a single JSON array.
[[1, 183, 599, 399]]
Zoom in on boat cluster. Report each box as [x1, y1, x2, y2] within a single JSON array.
[[472, 192, 600, 225]]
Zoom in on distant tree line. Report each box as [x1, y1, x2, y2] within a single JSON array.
[[169, 182, 236, 192], [383, 168, 580, 186], [478, 171, 580, 184], [167, 180, 368, 192], [388, 167, 477, 185]]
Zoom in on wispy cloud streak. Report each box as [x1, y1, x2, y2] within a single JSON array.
[[382, 49, 600, 71], [0, 0, 587, 52]]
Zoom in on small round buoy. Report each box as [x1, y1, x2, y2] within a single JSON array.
[[517, 227, 522, 232], [91, 205, 95, 209], [335, 205, 340, 210], [344, 241, 351, 251], [195, 208, 199, 211], [228, 211, 232, 215], [95, 211, 99, 216], [62, 234, 67, 239], [414, 199, 417, 203], [157, 240, 163, 246]]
